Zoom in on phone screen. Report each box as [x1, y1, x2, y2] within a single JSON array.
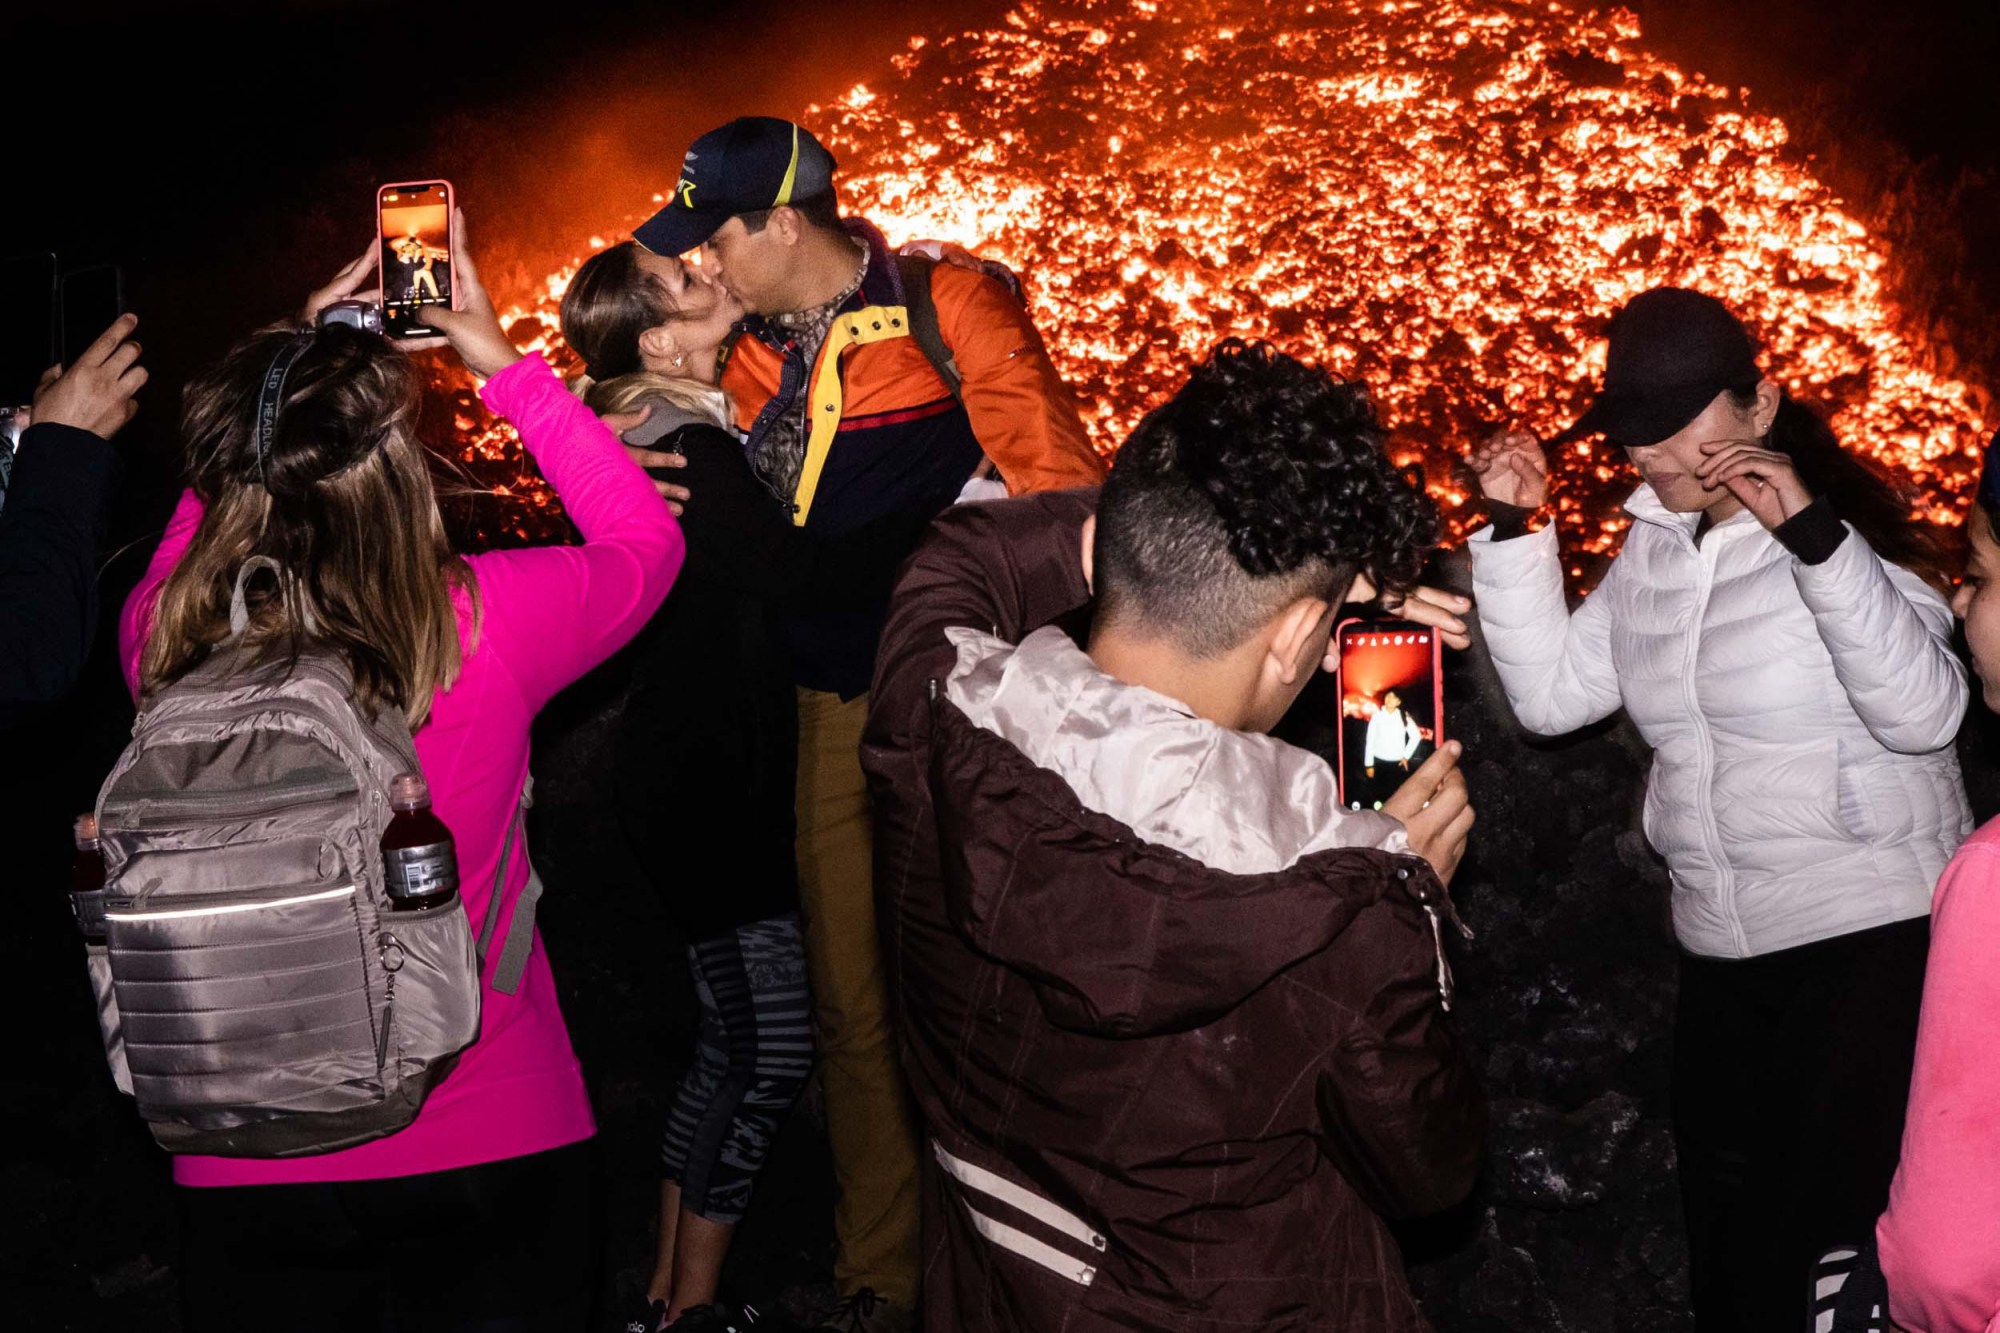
[[59, 265, 125, 372], [1, 253, 58, 405], [378, 181, 453, 338], [1335, 618, 1444, 813]]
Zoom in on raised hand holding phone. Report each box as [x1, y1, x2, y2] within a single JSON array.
[[415, 209, 522, 380], [1317, 578, 1472, 673], [1382, 741, 1475, 887], [1382, 584, 1473, 650], [301, 249, 380, 327], [296, 207, 516, 379], [32, 313, 146, 439]]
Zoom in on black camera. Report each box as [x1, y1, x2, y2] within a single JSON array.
[[317, 300, 383, 335]]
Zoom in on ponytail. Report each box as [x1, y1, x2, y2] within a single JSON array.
[[1733, 389, 1957, 593]]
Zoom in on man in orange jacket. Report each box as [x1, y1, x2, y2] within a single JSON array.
[[632, 115, 1105, 1333]]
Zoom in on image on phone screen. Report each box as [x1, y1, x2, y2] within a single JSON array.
[[59, 265, 125, 372], [1335, 618, 1443, 813], [378, 182, 452, 338]]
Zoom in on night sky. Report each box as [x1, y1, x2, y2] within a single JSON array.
[[7, 0, 1995, 449]]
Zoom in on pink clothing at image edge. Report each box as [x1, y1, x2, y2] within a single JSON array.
[[1878, 817, 2000, 1333]]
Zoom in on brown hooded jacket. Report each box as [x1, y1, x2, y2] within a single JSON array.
[[862, 490, 1483, 1331]]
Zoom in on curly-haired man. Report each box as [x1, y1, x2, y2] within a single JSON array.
[[862, 340, 1486, 1331]]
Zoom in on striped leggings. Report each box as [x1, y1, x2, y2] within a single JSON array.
[[660, 914, 813, 1224]]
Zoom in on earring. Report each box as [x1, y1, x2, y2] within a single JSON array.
[[672, 353, 686, 368]]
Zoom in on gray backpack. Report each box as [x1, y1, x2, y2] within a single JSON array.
[[79, 568, 536, 1156]]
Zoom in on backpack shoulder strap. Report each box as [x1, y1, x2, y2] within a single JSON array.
[[477, 775, 543, 995], [894, 252, 963, 402]]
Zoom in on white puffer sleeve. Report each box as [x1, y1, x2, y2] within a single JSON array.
[[1792, 525, 1968, 754], [1468, 523, 1622, 736]]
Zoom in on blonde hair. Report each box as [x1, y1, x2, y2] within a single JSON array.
[[141, 324, 478, 727], [574, 369, 734, 432]]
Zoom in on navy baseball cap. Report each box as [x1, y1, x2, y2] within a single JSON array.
[[1561, 287, 1762, 448], [634, 117, 839, 257]]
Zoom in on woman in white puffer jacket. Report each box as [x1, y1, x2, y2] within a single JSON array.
[[1466, 288, 1968, 1333]]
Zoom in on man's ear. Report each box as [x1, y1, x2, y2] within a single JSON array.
[[1080, 513, 1097, 594], [771, 206, 805, 248], [1268, 596, 1333, 687]]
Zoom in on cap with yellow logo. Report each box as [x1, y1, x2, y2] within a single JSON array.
[[634, 117, 839, 257]]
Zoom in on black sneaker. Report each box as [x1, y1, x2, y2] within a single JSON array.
[[619, 1298, 667, 1333], [1812, 1241, 1888, 1333]]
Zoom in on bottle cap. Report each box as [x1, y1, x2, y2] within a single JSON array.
[[389, 772, 431, 811], [74, 813, 99, 846]]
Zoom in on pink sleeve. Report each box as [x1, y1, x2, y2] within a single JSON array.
[[1879, 839, 2000, 1333], [120, 488, 206, 700], [466, 355, 684, 709]]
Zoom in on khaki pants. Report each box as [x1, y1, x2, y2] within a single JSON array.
[[795, 688, 920, 1306]]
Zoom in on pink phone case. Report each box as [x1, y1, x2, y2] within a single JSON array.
[[376, 179, 457, 338]]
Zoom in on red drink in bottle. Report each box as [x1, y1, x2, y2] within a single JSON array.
[[72, 813, 107, 940], [381, 773, 458, 912]]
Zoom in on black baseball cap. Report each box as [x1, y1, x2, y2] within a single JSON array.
[[634, 117, 839, 258], [1979, 430, 2000, 513], [1561, 287, 1761, 448]]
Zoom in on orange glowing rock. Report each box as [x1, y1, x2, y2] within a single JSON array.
[[466, 0, 1984, 585]]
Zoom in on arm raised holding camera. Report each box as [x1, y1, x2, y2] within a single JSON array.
[[0, 315, 145, 725]]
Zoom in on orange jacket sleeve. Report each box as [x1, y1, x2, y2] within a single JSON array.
[[928, 265, 1106, 494]]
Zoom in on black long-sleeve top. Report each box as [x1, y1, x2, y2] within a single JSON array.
[[0, 423, 118, 731], [614, 417, 938, 939]]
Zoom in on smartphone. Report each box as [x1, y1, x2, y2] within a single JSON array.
[[59, 264, 125, 371], [377, 180, 455, 340], [1, 252, 58, 404], [1334, 617, 1445, 813]]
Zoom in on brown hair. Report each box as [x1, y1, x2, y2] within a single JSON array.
[[1727, 387, 1958, 593], [560, 242, 733, 428], [561, 243, 671, 384], [141, 324, 477, 727]]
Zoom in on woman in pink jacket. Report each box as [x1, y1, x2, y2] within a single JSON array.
[[1875, 442, 2000, 1333], [119, 215, 683, 1332]]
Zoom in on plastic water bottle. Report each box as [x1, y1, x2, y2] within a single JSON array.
[[381, 773, 459, 911], [72, 813, 107, 941]]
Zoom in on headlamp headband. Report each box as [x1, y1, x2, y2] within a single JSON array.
[[255, 332, 317, 488]]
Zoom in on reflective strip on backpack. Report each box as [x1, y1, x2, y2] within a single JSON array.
[[104, 885, 355, 922]]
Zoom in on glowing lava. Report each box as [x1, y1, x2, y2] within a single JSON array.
[[477, 0, 1987, 584]]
